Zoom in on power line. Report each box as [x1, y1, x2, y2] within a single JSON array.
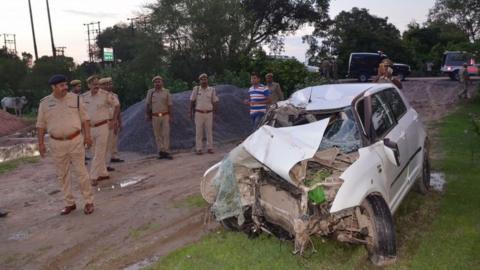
[[45, 0, 56, 58], [55, 46, 66, 56]]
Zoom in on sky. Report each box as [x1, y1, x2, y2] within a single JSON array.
[[0, 0, 436, 64]]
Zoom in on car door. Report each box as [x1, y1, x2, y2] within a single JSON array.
[[368, 91, 410, 209]]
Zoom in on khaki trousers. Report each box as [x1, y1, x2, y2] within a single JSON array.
[[105, 127, 115, 165], [49, 135, 93, 206], [195, 112, 213, 151], [90, 124, 109, 180], [111, 132, 119, 159], [152, 115, 170, 152]]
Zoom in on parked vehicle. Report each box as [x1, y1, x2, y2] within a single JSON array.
[[347, 52, 411, 82], [201, 83, 429, 266], [441, 51, 478, 80]]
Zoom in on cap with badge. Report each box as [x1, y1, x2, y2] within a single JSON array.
[[70, 79, 81, 86], [152, 75, 163, 82], [86, 75, 99, 83], [198, 73, 208, 80], [48, 74, 67, 86]]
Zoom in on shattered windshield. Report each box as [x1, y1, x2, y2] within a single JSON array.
[[318, 108, 361, 153], [266, 105, 362, 153]]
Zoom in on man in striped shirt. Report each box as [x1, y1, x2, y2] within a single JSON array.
[[244, 72, 271, 129]]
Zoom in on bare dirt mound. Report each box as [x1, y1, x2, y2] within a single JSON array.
[[0, 111, 28, 137], [119, 85, 250, 153]]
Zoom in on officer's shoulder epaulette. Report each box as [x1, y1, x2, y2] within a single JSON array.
[[39, 95, 52, 103]]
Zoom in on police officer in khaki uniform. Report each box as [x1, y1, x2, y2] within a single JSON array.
[[83, 75, 120, 186], [70, 80, 82, 94], [101, 77, 123, 163], [265, 73, 284, 104], [37, 74, 94, 215], [99, 77, 122, 171], [189, 73, 219, 154], [145, 76, 173, 159]]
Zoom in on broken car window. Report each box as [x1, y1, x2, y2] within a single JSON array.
[[318, 108, 362, 153], [371, 93, 395, 138], [380, 88, 407, 121]]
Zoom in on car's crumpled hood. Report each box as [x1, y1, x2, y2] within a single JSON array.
[[242, 118, 329, 184]]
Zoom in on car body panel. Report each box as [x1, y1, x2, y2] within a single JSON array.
[[243, 118, 330, 184]]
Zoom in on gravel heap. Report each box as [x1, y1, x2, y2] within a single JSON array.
[[0, 111, 28, 137], [119, 85, 251, 153]]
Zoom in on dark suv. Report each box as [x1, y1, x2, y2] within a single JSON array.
[[347, 52, 411, 82]]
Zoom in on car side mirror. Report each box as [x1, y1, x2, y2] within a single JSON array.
[[383, 138, 400, 167]]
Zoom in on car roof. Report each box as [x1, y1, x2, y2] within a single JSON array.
[[289, 83, 387, 110]]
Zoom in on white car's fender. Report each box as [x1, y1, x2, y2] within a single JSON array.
[[330, 141, 389, 213]]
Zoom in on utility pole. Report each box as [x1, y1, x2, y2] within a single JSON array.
[[55, 46, 66, 56], [2, 34, 17, 55], [28, 0, 38, 61], [45, 0, 56, 58], [83, 21, 101, 62]]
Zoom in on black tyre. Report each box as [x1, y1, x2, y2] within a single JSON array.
[[361, 195, 397, 266], [416, 147, 431, 194], [359, 74, 369, 82]]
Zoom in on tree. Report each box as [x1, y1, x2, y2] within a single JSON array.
[[305, 7, 411, 76], [147, 0, 329, 81], [403, 21, 470, 71], [428, 0, 480, 42], [0, 49, 28, 92]]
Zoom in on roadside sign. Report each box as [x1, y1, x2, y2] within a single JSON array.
[[103, 47, 114, 62]]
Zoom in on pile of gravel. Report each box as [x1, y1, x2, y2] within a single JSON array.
[[119, 85, 251, 154]]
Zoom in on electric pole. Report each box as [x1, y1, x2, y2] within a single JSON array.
[[46, 0, 56, 58], [2, 34, 17, 55], [28, 0, 38, 61], [55, 46, 66, 56], [83, 21, 101, 62]]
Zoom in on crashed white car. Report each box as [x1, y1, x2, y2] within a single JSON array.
[[201, 83, 430, 266]]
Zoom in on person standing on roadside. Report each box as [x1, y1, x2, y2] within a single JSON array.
[[458, 63, 471, 99], [70, 80, 82, 94], [244, 72, 271, 130], [265, 73, 284, 104], [37, 74, 94, 215], [145, 76, 173, 160], [83, 75, 120, 186], [103, 77, 124, 163], [189, 73, 219, 155]]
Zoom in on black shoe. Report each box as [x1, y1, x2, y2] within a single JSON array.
[[107, 166, 115, 172], [0, 209, 9, 218], [164, 152, 173, 160], [158, 152, 165, 159], [85, 156, 91, 161], [110, 158, 124, 163]]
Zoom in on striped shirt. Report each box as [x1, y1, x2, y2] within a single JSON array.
[[248, 84, 270, 115]]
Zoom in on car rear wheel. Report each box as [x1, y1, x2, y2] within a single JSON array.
[[358, 74, 369, 82], [361, 195, 397, 266]]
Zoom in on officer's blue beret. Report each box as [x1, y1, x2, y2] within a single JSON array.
[[48, 74, 67, 85]]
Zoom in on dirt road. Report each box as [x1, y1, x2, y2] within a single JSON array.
[[0, 79, 477, 270]]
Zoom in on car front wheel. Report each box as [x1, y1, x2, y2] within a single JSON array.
[[359, 74, 369, 82], [416, 147, 431, 194], [360, 195, 397, 266]]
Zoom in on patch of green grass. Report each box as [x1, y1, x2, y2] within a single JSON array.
[[174, 194, 209, 209], [150, 98, 480, 270], [129, 223, 161, 239], [0, 156, 39, 174]]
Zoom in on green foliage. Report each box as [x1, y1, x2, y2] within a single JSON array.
[[0, 157, 40, 175], [305, 7, 412, 76], [0, 49, 28, 92], [428, 0, 480, 42], [403, 21, 470, 72]]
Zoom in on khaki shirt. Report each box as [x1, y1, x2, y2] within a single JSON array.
[[82, 89, 119, 124], [190, 86, 219, 111], [146, 88, 172, 113], [267, 82, 283, 103], [36, 92, 89, 137], [108, 92, 120, 119]]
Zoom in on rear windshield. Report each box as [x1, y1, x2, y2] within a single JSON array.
[[445, 53, 472, 66]]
